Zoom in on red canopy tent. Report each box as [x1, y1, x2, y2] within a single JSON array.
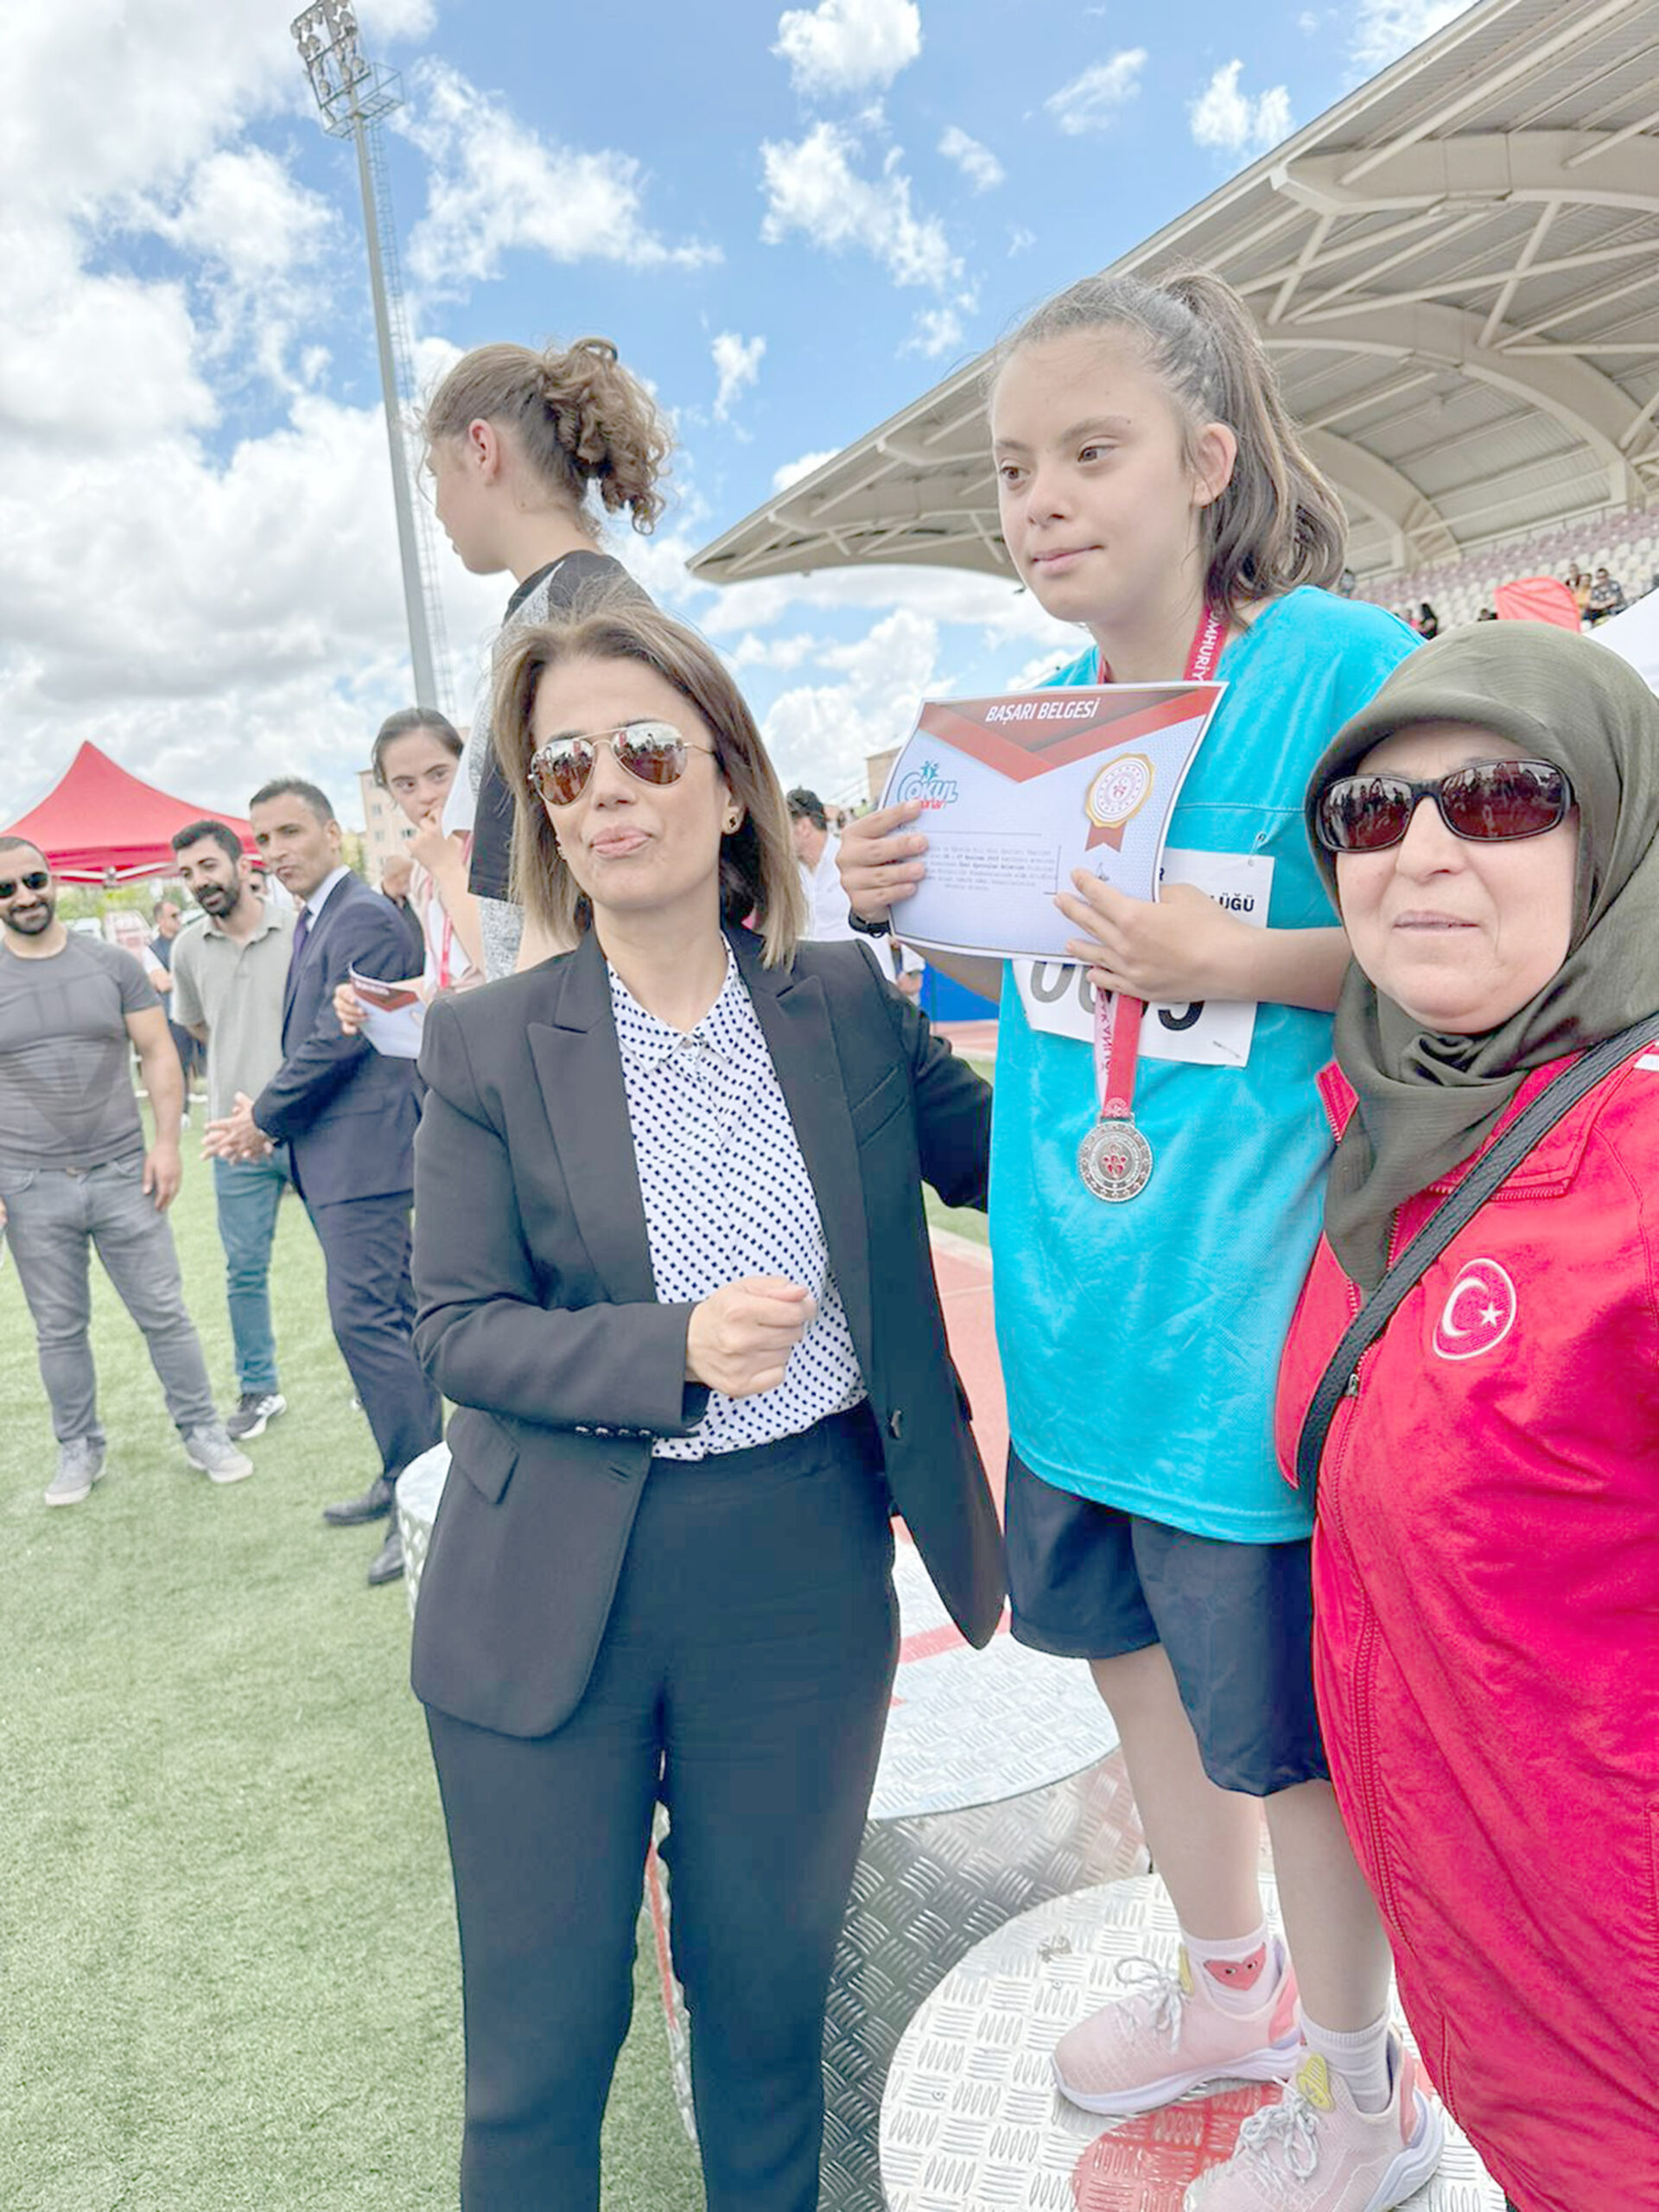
[[3, 742, 255, 883]]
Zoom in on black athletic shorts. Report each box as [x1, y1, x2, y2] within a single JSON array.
[[1004, 1445, 1329, 1797]]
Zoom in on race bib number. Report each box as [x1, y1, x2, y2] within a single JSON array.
[[1011, 849, 1273, 1069]]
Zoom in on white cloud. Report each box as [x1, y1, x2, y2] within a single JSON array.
[[773, 0, 922, 98], [772, 448, 840, 492], [593, 518, 711, 622], [0, 233, 215, 452], [712, 333, 766, 423], [938, 125, 1004, 194], [903, 304, 966, 358], [761, 120, 959, 289], [1006, 646, 1075, 690], [1352, 1, 1470, 71], [1045, 51, 1147, 136], [1189, 61, 1294, 160], [132, 146, 342, 392], [1007, 225, 1037, 257], [400, 61, 719, 290], [0, 393, 465, 823], [354, 0, 441, 35], [761, 607, 941, 796], [727, 631, 825, 671], [0, 7, 294, 226], [698, 564, 1077, 660], [143, 147, 332, 284]]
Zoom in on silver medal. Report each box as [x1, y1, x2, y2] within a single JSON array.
[[1077, 1116, 1154, 1203]]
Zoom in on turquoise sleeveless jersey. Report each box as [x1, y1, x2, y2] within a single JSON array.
[[991, 588, 1418, 1540]]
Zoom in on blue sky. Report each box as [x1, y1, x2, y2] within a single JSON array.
[[0, 0, 1465, 828]]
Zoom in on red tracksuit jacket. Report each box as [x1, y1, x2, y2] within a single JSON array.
[[1275, 1046, 1659, 2212]]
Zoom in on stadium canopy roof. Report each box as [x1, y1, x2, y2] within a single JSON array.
[[690, 0, 1659, 590]]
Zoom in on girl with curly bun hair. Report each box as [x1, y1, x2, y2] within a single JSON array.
[[423, 336, 671, 977]]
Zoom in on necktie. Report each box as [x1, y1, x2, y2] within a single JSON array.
[[287, 905, 311, 981]]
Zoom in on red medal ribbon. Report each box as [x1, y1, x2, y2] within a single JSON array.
[[1089, 606, 1225, 1132]]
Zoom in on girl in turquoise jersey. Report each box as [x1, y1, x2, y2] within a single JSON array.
[[839, 272, 1436, 2212]]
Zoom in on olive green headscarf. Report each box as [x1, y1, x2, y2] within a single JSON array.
[[1304, 622, 1659, 1291]]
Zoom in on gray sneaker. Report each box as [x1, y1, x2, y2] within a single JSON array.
[[45, 1437, 106, 1506], [183, 1424, 254, 1485]]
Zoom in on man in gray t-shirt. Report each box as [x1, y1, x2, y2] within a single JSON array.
[[0, 838, 250, 1503]]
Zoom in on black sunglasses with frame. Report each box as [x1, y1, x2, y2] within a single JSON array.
[[1314, 759, 1573, 855], [0, 869, 50, 899]]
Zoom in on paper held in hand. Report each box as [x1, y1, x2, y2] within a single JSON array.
[[348, 967, 424, 1059], [878, 680, 1225, 962]]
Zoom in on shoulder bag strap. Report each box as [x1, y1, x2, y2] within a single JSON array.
[[1295, 1012, 1659, 1502]]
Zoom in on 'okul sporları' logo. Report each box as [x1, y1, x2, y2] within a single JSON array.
[[895, 760, 959, 809], [1432, 1257, 1517, 1361]]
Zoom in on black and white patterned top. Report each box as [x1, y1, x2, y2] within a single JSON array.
[[608, 946, 867, 1459]]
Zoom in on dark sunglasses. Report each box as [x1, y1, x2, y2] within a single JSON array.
[[526, 721, 716, 807], [0, 870, 49, 899], [1314, 760, 1573, 855]]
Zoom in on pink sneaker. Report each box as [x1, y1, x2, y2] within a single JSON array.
[[1052, 1942, 1301, 2116], [1182, 2039, 1446, 2211]]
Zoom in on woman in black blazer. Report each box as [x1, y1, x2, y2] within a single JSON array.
[[410, 594, 1004, 2212]]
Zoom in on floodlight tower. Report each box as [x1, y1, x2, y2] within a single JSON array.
[[292, 0, 448, 711]]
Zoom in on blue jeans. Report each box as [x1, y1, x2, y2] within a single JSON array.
[[213, 1150, 289, 1395], [0, 1155, 219, 1443]]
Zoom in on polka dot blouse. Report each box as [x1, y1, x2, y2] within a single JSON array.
[[608, 946, 868, 1459]]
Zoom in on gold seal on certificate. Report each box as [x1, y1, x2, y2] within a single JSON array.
[[1084, 752, 1154, 834], [1077, 1116, 1154, 1203]]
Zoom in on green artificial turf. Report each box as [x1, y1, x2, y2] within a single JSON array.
[[923, 1056, 995, 1248], [0, 1133, 704, 2211]]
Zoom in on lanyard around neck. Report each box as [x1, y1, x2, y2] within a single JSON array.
[[1080, 606, 1225, 1203]]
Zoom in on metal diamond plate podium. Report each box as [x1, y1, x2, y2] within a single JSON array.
[[879, 1876, 1503, 2212], [651, 1541, 1143, 2210]]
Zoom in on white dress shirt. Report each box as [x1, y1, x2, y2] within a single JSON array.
[[608, 947, 866, 1458], [798, 835, 855, 941], [303, 865, 352, 925]]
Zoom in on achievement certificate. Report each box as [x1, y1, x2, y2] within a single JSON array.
[[878, 679, 1225, 963]]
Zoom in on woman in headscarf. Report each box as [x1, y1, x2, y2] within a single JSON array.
[[1277, 624, 1659, 2212]]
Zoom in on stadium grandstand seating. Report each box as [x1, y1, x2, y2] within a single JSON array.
[[1367, 507, 1659, 629]]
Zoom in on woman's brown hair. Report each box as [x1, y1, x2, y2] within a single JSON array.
[[994, 268, 1347, 620], [370, 706, 462, 788], [493, 594, 807, 965], [422, 337, 672, 532]]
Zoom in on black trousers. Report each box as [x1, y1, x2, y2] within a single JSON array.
[[305, 1191, 442, 1482], [424, 1407, 899, 2212]]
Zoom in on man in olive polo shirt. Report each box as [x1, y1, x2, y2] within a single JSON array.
[[169, 819, 295, 1441]]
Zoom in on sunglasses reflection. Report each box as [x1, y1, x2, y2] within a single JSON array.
[[527, 722, 715, 807], [1318, 762, 1571, 854]]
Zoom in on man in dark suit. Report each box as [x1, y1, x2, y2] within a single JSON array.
[[205, 778, 441, 1585]]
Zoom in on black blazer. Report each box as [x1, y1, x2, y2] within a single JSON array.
[[253, 872, 421, 1206], [410, 925, 1006, 1738]]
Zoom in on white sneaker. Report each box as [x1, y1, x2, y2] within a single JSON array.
[[183, 1424, 254, 1484], [45, 1437, 106, 1506], [1053, 1942, 1301, 2116], [1183, 2038, 1446, 2211]]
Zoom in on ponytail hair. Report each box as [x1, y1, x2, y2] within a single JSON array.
[[995, 269, 1347, 618], [422, 337, 672, 533]]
